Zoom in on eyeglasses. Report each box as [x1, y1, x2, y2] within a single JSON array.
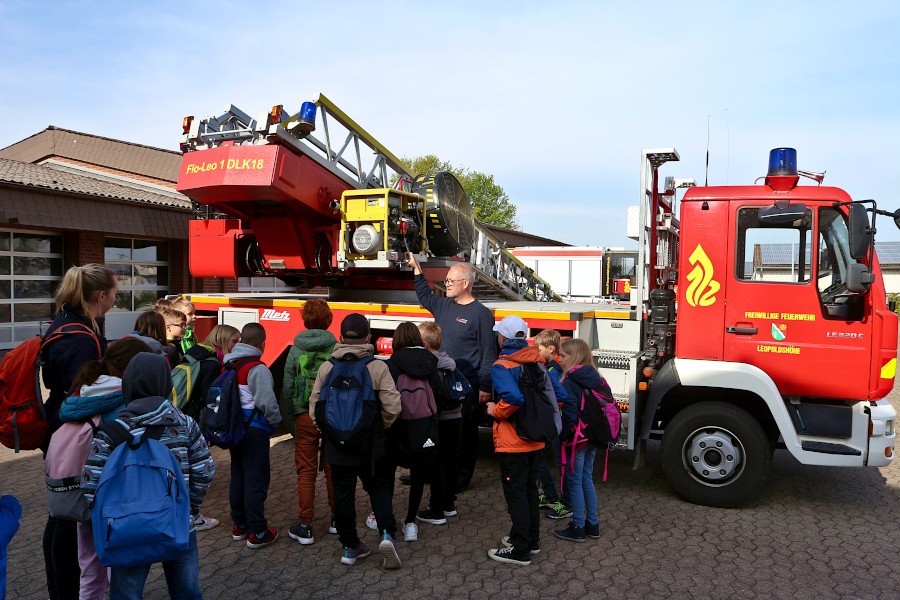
[[167, 323, 186, 329], [444, 279, 464, 286]]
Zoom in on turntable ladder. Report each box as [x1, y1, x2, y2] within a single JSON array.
[[182, 95, 560, 302]]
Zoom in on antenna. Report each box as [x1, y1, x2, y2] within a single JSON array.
[[705, 114, 710, 186], [725, 108, 730, 184]]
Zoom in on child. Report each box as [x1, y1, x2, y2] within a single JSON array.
[[82, 353, 215, 598], [533, 329, 574, 520], [226, 323, 282, 549], [54, 337, 151, 600], [204, 324, 240, 362], [0, 494, 23, 600], [384, 322, 439, 542], [486, 315, 556, 566], [554, 338, 608, 542], [309, 313, 402, 569], [417, 321, 461, 524], [157, 307, 187, 368], [283, 299, 337, 546], [172, 298, 198, 354]]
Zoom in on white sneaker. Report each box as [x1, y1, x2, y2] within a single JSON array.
[[191, 514, 220, 531], [402, 520, 418, 542], [365, 512, 378, 531]]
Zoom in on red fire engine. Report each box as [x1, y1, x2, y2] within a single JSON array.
[[176, 97, 896, 507]]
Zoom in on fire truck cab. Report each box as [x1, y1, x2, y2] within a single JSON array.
[[639, 148, 897, 506]]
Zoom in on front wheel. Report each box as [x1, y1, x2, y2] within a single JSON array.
[[660, 401, 772, 508]]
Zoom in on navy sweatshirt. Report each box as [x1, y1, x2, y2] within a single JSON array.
[[414, 274, 497, 393]]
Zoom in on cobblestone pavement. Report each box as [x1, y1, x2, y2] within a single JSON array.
[[3, 391, 899, 600]]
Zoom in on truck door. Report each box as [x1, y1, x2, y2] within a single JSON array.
[[723, 204, 869, 398]]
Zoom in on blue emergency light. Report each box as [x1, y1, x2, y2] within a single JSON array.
[[295, 101, 317, 136], [768, 148, 798, 176]]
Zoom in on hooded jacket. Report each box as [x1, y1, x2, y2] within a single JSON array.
[[126, 332, 164, 355], [81, 353, 215, 517], [282, 329, 337, 415], [309, 343, 401, 466], [560, 363, 612, 443], [433, 350, 463, 421], [58, 375, 125, 425], [223, 343, 281, 433], [490, 339, 556, 453]]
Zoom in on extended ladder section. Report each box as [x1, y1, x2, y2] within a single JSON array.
[[634, 149, 686, 312], [181, 95, 560, 302]]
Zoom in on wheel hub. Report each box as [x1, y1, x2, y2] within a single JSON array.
[[684, 428, 743, 483]]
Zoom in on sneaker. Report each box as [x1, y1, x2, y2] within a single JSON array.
[[487, 546, 531, 566], [288, 523, 314, 545], [232, 524, 250, 541], [442, 505, 458, 517], [341, 542, 372, 565], [365, 512, 378, 531], [415, 508, 447, 525], [401, 520, 418, 542], [191, 514, 220, 531], [501, 536, 540, 555], [537, 493, 557, 509], [585, 522, 600, 539], [379, 532, 402, 570], [554, 522, 585, 543], [329, 514, 338, 535], [247, 527, 279, 549], [546, 502, 573, 520]]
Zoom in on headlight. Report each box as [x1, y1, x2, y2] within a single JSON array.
[[351, 224, 382, 255]]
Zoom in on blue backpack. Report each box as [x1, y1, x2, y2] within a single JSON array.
[[201, 357, 261, 449], [434, 367, 472, 412], [314, 356, 378, 455], [91, 422, 190, 568]]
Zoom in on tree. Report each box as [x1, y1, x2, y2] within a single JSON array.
[[401, 154, 520, 230]]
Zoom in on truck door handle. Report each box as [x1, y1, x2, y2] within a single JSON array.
[[726, 326, 758, 335]]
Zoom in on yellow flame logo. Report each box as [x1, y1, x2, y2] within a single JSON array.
[[686, 244, 720, 307]]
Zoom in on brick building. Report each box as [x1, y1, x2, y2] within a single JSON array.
[[0, 127, 237, 348]]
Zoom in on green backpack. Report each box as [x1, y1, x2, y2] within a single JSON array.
[[170, 353, 219, 419], [292, 349, 333, 414]]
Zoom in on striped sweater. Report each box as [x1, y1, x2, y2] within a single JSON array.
[[81, 396, 215, 513]]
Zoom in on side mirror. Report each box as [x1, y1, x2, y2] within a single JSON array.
[[848, 203, 872, 260], [846, 262, 875, 294], [759, 203, 806, 225]]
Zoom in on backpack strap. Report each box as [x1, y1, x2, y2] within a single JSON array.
[[101, 420, 166, 452], [42, 322, 102, 356]]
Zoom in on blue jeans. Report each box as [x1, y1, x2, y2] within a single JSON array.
[[109, 530, 201, 600], [566, 446, 599, 528]]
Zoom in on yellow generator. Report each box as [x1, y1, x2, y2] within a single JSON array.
[[336, 188, 427, 269]]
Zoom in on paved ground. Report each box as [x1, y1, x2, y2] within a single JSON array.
[[3, 391, 899, 599]]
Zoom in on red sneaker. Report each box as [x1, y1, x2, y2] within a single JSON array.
[[247, 527, 278, 549], [232, 524, 250, 541]]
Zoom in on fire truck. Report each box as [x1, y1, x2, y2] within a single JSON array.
[[176, 96, 897, 507]]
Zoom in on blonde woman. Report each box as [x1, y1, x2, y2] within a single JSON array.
[[42, 264, 117, 600]]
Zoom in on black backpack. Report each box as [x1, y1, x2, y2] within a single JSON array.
[[512, 362, 559, 444]]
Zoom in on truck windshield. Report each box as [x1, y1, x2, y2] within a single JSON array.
[[817, 207, 863, 320], [817, 208, 851, 293]]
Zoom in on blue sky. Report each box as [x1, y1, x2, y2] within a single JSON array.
[[2, 1, 899, 247]]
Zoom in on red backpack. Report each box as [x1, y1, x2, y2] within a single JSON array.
[[0, 324, 100, 452]]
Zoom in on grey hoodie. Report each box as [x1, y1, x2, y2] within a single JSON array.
[[223, 343, 281, 430]]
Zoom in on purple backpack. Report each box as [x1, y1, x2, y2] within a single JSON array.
[[562, 380, 621, 482], [45, 415, 101, 521]]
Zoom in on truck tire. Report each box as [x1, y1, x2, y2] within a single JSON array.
[[660, 401, 772, 508]]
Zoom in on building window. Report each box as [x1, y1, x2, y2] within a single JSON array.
[[105, 238, 169, 311], [0, 230, 64, 349]]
